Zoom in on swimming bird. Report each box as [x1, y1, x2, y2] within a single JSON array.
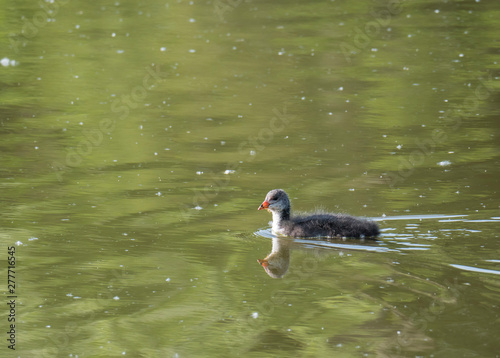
[[258, 189, 379, 239]]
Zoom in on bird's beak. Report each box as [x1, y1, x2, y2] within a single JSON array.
[[257, 259, 269, 268], [258, 200, 269, 210]]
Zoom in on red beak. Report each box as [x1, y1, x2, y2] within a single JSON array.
[[258, 200, 269, 210], [257, 259, 269, 267]]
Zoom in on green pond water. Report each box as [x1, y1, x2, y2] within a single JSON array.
[[1, 0, 500, 357]]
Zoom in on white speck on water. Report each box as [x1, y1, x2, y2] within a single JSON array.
[[116, 49, 124, 54], [396, 144, 402, 149], [194, 206, 203, 210], [437, 160, 452, 167], [224, 169, 235, 175], [196, 171, 204, 175], [113, 296, 120, 300], [189, 18, 196, 23], [1, 58, 12, 67], [160, 47, 166, 52], [250, 150, 256, 156], [251, 312, 259, 319], [15, 241, 23, 246], [188, 49, 196, 53], [155, 192, 162, 196], [111, 32, 116, 37], [166, 278, 171, 282]]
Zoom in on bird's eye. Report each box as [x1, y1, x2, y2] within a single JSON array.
[[270, 196, 277, 201]]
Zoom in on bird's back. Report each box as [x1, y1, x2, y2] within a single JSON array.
[[287, 212, 379, 238]]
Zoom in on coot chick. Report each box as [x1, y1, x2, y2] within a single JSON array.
[[258, 189, 379, 239]]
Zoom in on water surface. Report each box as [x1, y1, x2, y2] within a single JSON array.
[[1, 0, 499, 357]]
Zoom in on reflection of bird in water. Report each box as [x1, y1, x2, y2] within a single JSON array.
[[257, 237, 291, 278], [258, 189, 379, 239], [256, 235, 388, 279]]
